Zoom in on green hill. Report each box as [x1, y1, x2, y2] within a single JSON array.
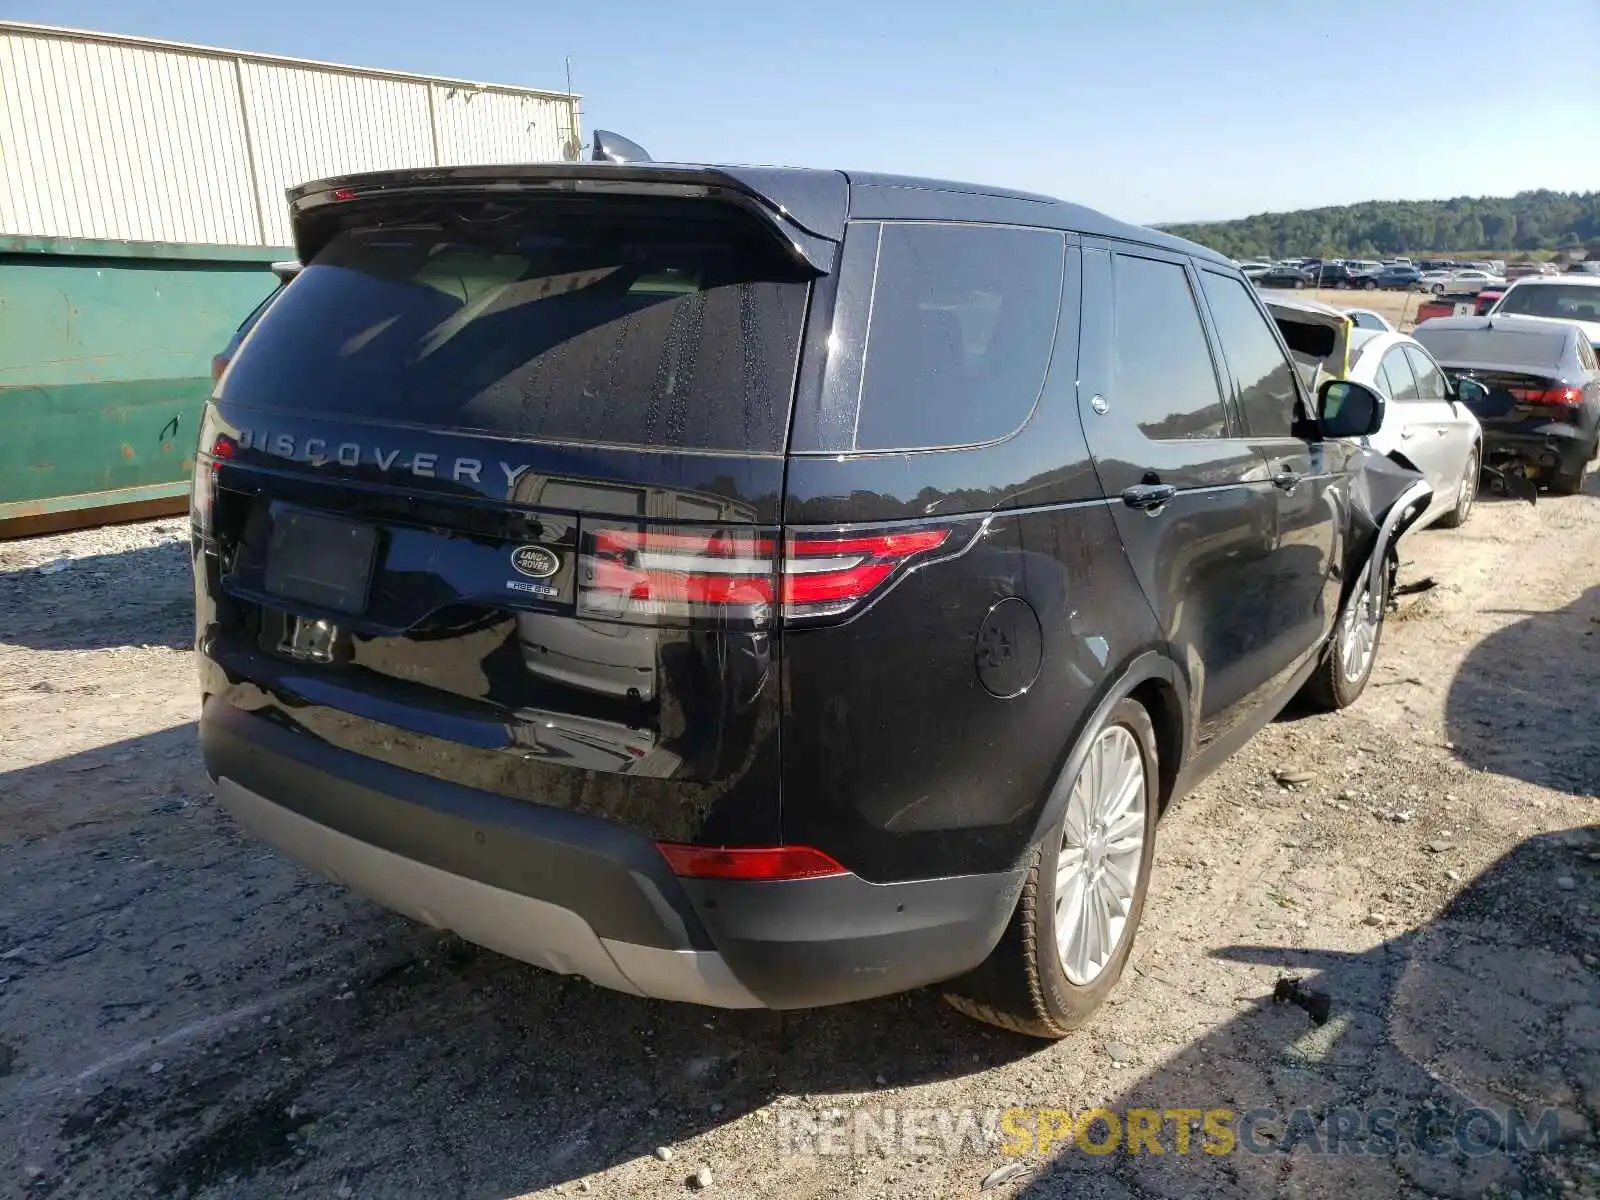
[[1160, 190, 1600, 261]]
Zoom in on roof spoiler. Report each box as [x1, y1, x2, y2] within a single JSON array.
[[286, 162, 845, 274]]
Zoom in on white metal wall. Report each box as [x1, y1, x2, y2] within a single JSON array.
[[0, 23, 581, 247]]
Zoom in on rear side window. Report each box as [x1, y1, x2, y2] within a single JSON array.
[[853, 223, 1064, 451], [1111, 255, 1228, 440], [1382, 349, 1422, 401], [1402, 345, 1449, 400], [1198, 271, 1301, 438], [222, 200, 811, 453]]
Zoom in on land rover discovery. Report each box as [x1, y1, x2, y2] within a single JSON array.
[[194, 140, 1412, 1036]]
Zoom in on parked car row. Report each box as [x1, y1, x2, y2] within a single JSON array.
[[1244, 254, 1599, 296]]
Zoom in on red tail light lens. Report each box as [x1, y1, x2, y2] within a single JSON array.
[[1510, 387, 1583, 407], [656, 842, 848, 880], [573, 522, 962, 627], [190, 432, 237, 539], [780, 528, 952, 621], [578, 524, 778, 625]]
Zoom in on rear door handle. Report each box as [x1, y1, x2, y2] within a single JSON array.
[[1121, 483, 1177, 512], [1272, 470, 1302, 491]]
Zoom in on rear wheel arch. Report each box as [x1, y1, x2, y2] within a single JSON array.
[[1030, 651, 1190, 846]]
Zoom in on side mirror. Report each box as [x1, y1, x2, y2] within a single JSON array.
[[1455, 377, 1490, 406], [1318, 379, 1385, 438]]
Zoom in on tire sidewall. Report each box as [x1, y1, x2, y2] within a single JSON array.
[[1030, 699, 1160, 1026]]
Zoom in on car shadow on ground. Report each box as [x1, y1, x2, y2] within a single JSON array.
[[1444, 584, 1600, 796], [2, 729, 1042, 1198], [1013, 826, 1599, 1199], [0, 540, 191, 652]]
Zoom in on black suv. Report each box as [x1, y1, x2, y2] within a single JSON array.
[[194, 144, 1409, 1037]]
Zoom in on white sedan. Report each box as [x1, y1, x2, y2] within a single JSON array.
[[1345, 328, 1484, 529], [1420, 268, 1504, 295]]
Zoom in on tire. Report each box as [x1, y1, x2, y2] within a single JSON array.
[[1431, 283, 1445, 294], [944, 699, 1160, 1039], [1362, 280, 1378, 291], [1293, 279, 1305, 290], [1299, 558, 1391, 711], [1436, 442, 1479, 528], [1335, 281, 1350, 290], [1550, 457, 1589, 495]]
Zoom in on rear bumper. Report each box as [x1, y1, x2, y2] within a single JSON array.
[[201, 699, 1023, 1010], [1481, 427, 1597, 475]]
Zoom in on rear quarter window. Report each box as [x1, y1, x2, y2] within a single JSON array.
[[851, 222, 1065, 451]]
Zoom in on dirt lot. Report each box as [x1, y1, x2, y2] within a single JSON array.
[[2, 486, 1598, 1200]]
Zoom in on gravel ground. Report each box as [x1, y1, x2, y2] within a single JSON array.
[[1, 491, 1598, 1200]]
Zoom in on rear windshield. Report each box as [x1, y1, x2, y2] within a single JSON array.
[[1412, 325, 1567, 370], [1494, 284, 1600, 322], [222, 200, 812, 453]]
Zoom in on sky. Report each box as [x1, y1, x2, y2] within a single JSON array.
[[9, 0, 1600, 224]]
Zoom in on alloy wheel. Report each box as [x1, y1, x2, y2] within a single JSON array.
[[1340, 583, 1381, 683], [1457, 448, 1479, 522], [1055, 725, 1147, 986]]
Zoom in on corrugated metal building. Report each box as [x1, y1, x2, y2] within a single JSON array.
[[0, 23, 581, 533], [0, 21, 583, 246]]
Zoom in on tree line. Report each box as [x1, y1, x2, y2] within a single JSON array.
[[1160, 190, 1600, 261]]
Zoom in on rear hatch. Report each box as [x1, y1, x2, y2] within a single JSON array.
[[1262, 295, 1352, 389], [195, 169, 840, 846]]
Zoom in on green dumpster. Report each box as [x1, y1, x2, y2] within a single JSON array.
[[0, 237, 290, 537]]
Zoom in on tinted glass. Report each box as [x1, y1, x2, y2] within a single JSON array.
[[1198, 270, 1301, 437], [1494, 283, 1600, 321], [1402, 345, 1449, 400], [1350, 311, 1384, 330], [1110, 255, 1227, 440], [1412, 326, 1568, 371], [222, 201, 811, 452], [1578, 338, 1598, 373], [1383, 349, 1422, 401], [855, 223, 1064, 450]]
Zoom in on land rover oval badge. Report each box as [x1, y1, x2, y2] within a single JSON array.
[[510, 545, 561, 579]]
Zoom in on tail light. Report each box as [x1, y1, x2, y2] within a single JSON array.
[[656, 842, 847, 880], [781, 528, 952, 621], [576, 522, 962, 627], [1510, 387, 1583, 407], [190, 430, 236, 541], [578, 525, 778, 625]]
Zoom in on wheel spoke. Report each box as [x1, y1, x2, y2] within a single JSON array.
[[1102, 856, 1137, 903], [1106, 810, 1144, 848], [1091, 882, 1113, 966], [1062, 781, 1090, 844]]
